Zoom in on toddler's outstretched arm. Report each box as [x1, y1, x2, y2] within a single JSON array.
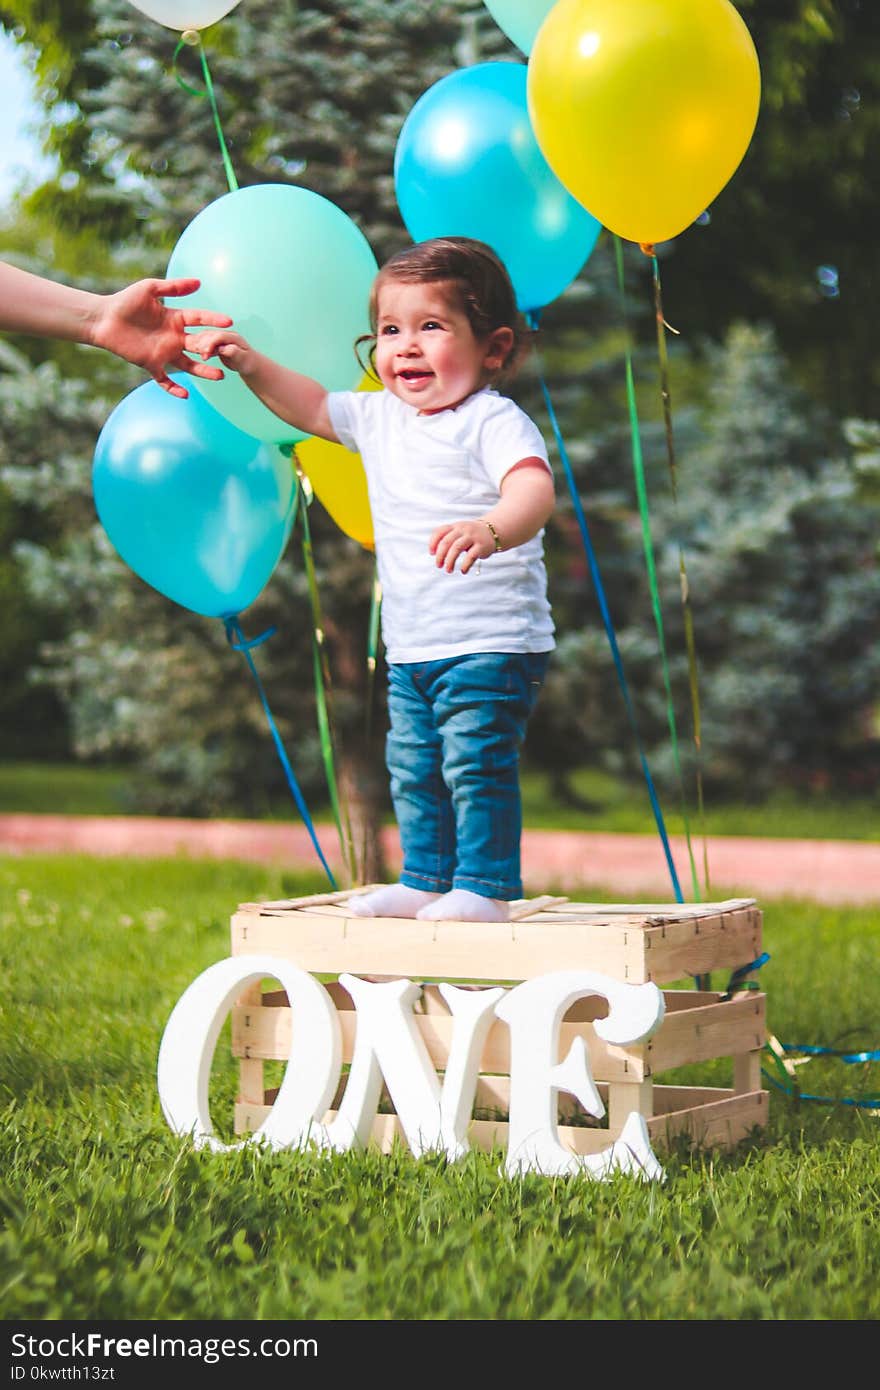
[[187, 327, 340, 442], [430, 459, 555, 574]]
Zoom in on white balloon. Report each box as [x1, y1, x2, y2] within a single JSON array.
[[128, 1, 242, 31]]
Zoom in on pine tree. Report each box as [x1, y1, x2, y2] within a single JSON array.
[[665, 321, 880, 795], [3, 0, 877, 858]]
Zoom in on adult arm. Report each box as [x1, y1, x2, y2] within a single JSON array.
[[0, 263, 233, 399]]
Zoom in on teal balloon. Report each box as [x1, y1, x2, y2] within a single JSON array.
[[167, 183, 378, 444], [482, 0, 556, 54], [394, 61, 600, 313], [93, 378, 297, 619]]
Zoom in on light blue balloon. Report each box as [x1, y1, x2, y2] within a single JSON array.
[[93, 378, 297, 619], [167, 183, 378, 443], [394, 61, 601, 313], [482, 0, 556, 55]]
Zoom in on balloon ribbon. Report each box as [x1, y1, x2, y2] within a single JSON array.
[[640, 241, 711, 898], [172, 33, 239, 194], [763, 1031, 880, 1110], [224, 616, 337, 888], [613, 238, 703, 905], [527, 310, 683, 905], [291, 455, 358, 887], [362, 564, 383, 880]]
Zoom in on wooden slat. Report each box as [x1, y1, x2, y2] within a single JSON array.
[[231, 986, 764, 1088], [232, 1086, 767, 1154], [230, 902, 761, 985], [734, 1051, 764, 1094], [240, 890, 569, 920], [608, 1079, 654, 1131], [231, 911, 631, 981], [534, 898, 756, 919], [646, 1088, 768, 1148], [638, 910, 763, 983], [646, 992, 766, 1071], [234, 981, 264, 1104], [230, 1000, 647, 1083]]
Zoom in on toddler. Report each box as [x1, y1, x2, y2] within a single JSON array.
[[189, 236, 555, 921]]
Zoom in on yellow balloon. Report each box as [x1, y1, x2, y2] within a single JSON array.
[[527, 0, 761, 246], [294, 376, 379, 551]]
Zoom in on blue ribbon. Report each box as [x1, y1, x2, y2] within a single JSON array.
[[721, 951, 771, 1000], [224, 616, 337, 888], [762, 1071, 880, 1110], [528, 311, 683, 903], [780, 1042, 880, 1065]]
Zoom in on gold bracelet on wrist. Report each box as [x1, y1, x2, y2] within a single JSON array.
[[483, 520, 502, 552]]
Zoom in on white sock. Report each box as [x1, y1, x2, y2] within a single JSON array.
[[347, 883, 441, 918], [416, 889, 510, 922]]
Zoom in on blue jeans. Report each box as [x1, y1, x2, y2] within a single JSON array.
[[386, 651, 550, 901]]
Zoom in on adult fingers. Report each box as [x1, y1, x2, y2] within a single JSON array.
[[173, 354, 225, 381], [151, 277, 201, 297], [154, 372, 189, 399], [179, 308, 234, 328]]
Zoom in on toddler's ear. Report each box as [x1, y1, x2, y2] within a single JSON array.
[[485, 325, 515, 370]]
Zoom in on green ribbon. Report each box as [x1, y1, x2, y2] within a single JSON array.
[[360, 565, 383, 881], [614, 236, 702, 904], [644, 246, 711, 899], [291, 457, 358, 888], [172, 35, 239, 194]]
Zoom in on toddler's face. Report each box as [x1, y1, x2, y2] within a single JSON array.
[[374, 280, 512, 415]]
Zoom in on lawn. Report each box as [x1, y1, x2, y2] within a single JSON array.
[[1, 853, 878, 1322], [2, 758, 880, 840]]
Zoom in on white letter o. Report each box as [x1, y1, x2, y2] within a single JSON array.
[[157, 953, 341, 1153]]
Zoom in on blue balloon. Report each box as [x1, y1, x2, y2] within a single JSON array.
[[394, 61, 601, 313], [93, 379, 297, 619]]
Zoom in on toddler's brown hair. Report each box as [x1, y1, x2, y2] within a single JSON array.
[[358, 236, 534, 381]]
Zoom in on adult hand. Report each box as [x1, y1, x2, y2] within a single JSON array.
[[89, 277, 234, 399]]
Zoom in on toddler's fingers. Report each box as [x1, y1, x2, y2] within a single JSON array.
[[429, 524, 452, 555], [457, 541, 484, 574], [443, 535, 470, 572], [434, 533, 458, 568]]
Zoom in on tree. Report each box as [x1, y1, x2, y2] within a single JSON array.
[[657, 0, 880, 419], [2, 0, 878, 856], [0, 0, 526, 884], [647, 322, 880, 796]]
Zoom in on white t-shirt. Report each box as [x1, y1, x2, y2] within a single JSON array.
[[327, 385, 555, 664]]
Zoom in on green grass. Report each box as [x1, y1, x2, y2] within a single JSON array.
[[519, 766, 880, 840], [1, 853, 879, 1320], [0, 761, 135, 815], [3, 759, 880, 839]]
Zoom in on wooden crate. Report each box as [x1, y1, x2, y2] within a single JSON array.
[[230, 892, 768, 1156]]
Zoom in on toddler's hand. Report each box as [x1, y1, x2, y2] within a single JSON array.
[[186, 328, 255, 376], [429, 520, 498, 574]]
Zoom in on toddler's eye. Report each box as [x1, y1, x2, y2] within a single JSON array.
[[379, 324, 398, 336], [423, 320, 443, 331]]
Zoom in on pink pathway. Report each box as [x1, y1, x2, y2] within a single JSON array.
[[1, 812, 879, 904]]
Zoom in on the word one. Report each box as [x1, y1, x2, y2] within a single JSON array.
[[158, 955, 667, 1181]]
